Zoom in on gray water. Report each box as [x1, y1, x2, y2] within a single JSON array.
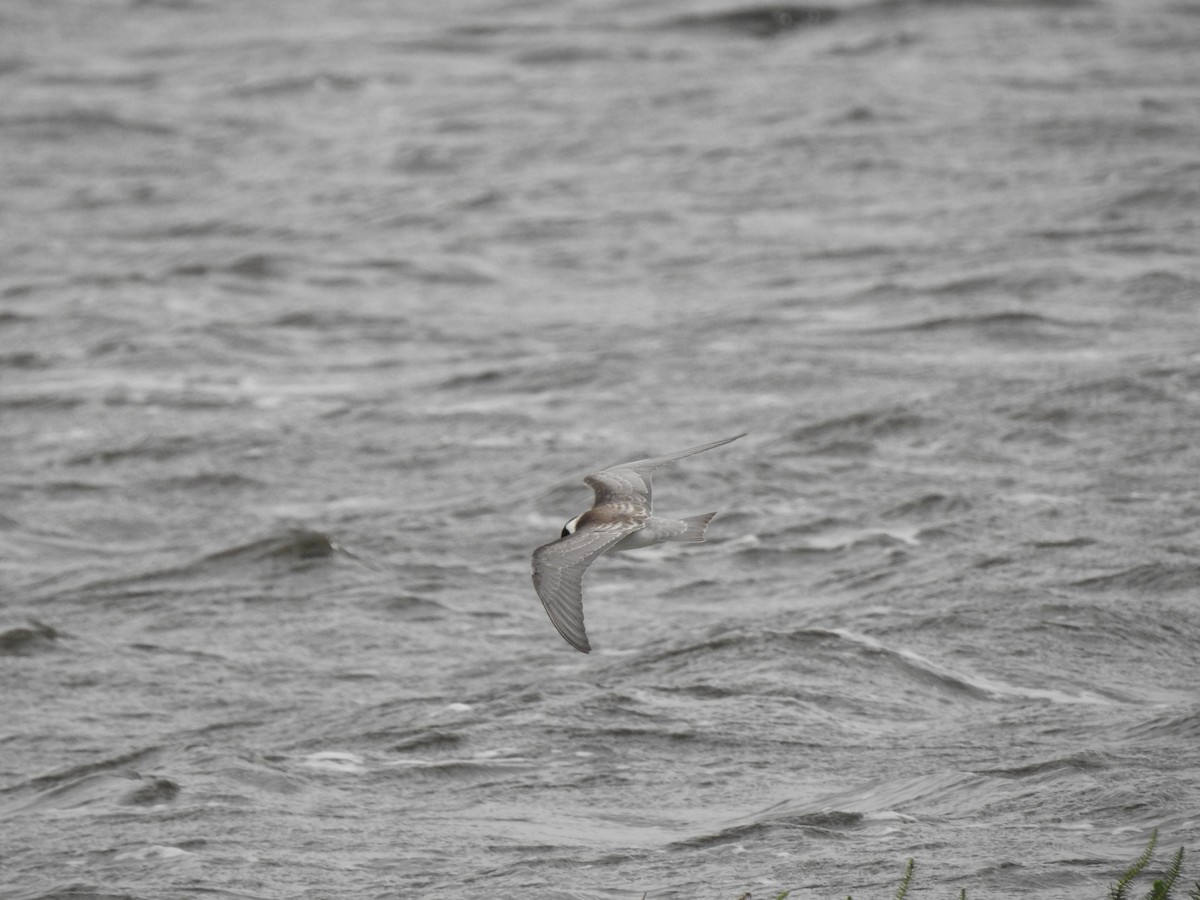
[[2, 0, 1200, 897]]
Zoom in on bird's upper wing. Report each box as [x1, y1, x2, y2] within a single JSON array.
[[584, 432, 746, 514], [531, 524, 635, 653]]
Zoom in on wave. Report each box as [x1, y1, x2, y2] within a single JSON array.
[[664, 5, 842, 37], [1030, 599, 1199, 668], [430, 354, 634, 397], [679, 771, 981, 847], [1106, 181, 1200, 216], [673, 808, 870, 848], [829, 628, 1123, 705], [658, 0, 1097, 40], [1039, 374, 1174, 406], [3, 884, 162, 900], [629, 624, 1124, 708], [22, 747, 162, 790], [783, 406, 927, 455], [871, 311, 1099, 345], [0, 391, 87, 411], [1006, 374, 1180, 432], [169, 252, 293, 281], [0, 620, 61, 656], [281, 738, 538, 781], [1123, 270, 1200, 309], [980, 750, 1110, 779], [229, 73, 367, 98], [0, 745, 178, 823], [1071, 562, 1200, 594], [760, 523, 922, 552], [147, 471, 264, 490], [37, 527, 382, 610], [515, 46, 615, 67], [839, 265, 1085, 308], [201, 529, 344, 565], [65, 434, 200, 467], [380, 755, 538, 777], [0, 349, 50, 370], [272, 307, 411, 332], [881, 491, 972, 519], [1121, 706, 1200, 742], [0, 109, 176, 140], [682, 747, 1121, 852]]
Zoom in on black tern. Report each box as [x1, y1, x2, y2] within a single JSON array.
[[531, 433, 746, 653]]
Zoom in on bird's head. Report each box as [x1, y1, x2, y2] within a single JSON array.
[[560, 514, 582, 538]]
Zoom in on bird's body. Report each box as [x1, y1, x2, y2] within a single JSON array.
[[531, 433, 745, 653]]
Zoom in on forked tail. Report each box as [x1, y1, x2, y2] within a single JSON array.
[[678, 512, 717, 542]]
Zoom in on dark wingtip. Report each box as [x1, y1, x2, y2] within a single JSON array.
[[570, 633, 591, 653]]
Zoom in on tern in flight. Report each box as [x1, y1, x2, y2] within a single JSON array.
[[531, 433, 745, 652]]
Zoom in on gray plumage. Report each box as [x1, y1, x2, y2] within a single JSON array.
[[531, 433, 745, 653]]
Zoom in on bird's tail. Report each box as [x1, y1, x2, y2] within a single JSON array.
[[677, 512, 717, 542]]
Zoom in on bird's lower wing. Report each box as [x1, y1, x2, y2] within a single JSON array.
[[531, 526, 633, 653]]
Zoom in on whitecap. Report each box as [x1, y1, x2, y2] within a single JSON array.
[[297, 751, 366, 774], [828, 628, 1123, 705], [114, 845, 194, 862]]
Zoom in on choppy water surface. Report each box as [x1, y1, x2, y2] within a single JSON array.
[[3, 0, 1200, 897]]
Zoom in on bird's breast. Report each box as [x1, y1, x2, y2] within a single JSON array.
[[608, 524, 659, 551]]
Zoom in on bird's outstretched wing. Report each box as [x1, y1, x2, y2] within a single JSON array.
[[531, 524, 634, 653], [584, 432, 746, 515]]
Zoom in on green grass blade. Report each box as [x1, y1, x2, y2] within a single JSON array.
[[894, 859, 915, 900], [1147, 847, 1185, 900], [1112, 830, 1159, 900]]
